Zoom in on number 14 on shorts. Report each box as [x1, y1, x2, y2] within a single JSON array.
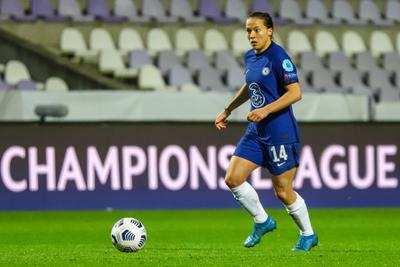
[[270, 145, 288, 163]]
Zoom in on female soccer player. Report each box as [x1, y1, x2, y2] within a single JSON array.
[[214, 12, 318, 251]]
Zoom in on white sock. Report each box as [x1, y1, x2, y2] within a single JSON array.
[[284, 192, 314, 236], [230, 181, 268, 223]]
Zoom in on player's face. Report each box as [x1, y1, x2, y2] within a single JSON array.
[[246, 18, 273, 54]]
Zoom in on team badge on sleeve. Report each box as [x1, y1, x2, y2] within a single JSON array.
[[282, 59, 294, 72]]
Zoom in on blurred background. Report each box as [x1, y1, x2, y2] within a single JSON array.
[[0, 0, 399, 210]]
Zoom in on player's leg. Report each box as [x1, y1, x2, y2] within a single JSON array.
[[271, 168, 318, 251], [225, 156, 277, 247]]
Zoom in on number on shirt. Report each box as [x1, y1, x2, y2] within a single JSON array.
[[271, 145, 288, 162]]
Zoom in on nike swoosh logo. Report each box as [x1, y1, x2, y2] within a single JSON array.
[[277, 162, 286, 167]]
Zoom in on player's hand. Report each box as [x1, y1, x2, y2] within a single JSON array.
[[215, 109, 230, 130], [247, 107, 270, 122]]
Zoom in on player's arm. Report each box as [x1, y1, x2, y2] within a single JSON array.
[[215, 83, 249, 130], [247, 82, 302, 122]]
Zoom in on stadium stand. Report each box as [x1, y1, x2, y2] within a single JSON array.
[[0, 0, 399, 121]]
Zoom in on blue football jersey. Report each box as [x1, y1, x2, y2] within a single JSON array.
[[244, 41, 300, 145]]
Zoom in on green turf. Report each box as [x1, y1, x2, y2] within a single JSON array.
[[0, 208, 399, 267]]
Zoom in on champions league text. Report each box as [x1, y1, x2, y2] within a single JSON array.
[[1, 144, 398, 192]]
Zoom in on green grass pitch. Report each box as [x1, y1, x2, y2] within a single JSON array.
[[0, 208, 399, 267]]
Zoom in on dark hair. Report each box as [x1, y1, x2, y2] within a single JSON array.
[[247, 11, 274, 29]]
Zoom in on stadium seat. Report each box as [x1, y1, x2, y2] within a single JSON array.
[[299, 51, 325, 72], [58, 0, 94, 22], [287, 30, 313, 57], [367, 69, 398, 101], [99, 50, 138, 78], [310, 68, 344, 93], [168, 65, 195, 87], [187, 50, 211, 73], [142, 0, 178, 22], [44, 77, 69, 92], [370, 31, 394, 58], [386, 0, 400, 23], [215, 50, 242, 74], [0, 78, 11, 90], [203, 29, 229, 56], [60, 28, 98, 63], [147, 28, 173, 57], [90, 28, 116, 53], [197, 67, 229, 91], [279, 0, 314, 25], [332, 0, 367, 25], [114, 0, 150, 23], [0, 0, 36, 22], [338, 69, 372, 96], [138, 65, 175, 91], [383, 52, 400, 73], [232, 29, 249, 57], [251, 0, 288, 25], [355, 51, 379, 72], [157, 51, 182, 75], [342, 31, 367, 57], [128, 50, 152, 69], [87, 0, 124, 23], [31, 0, 67, 21], [272, 32, 284, 47], [4, 60, 31, 85], [328, 51, 353, 72], [225, 0, 247, 23], [15, 80, 37, 90], [359, 0, 393, 26], [118, 28, 145, 56], [226, 66, 245, 91], [314, 30, 340, 57], [170, 0, 205, 23], [297, 69, 315, 92], [175, 29, 200, 57], [306, 0, 340, 25], [199, 0, 237, 24]]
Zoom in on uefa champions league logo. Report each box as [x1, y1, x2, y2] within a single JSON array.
[[249, 83, 265, 108]]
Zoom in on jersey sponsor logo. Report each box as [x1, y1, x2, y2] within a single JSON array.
[[262, 67, 270, 76], [277, 161, 286, 167], [282, 59, 294, 72], [248, 82, 266, 108]]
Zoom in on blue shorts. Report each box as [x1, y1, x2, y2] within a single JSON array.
[[233, 131, 300, 175]]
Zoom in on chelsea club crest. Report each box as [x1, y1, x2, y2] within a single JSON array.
[[262, 67, 270, 76]]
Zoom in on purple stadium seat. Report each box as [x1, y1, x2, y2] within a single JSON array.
[[0, 0, 36, 22], [0, 79, 11, 90], [114, 0, 151, 23], [251, 0, 288, 25], [15, 80, 37, 90], [87, 0, 124, 23], [170, 0, 205, 23], [142, 0, 179, 23], [58, 0, 94, 22], [199, 0, 237, 24], [30, 0, 67, 21]]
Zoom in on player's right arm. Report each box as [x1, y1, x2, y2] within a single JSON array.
[[215, 84, 249, 130]]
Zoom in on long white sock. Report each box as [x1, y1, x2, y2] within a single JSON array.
[[230, 182, 268, 223], [284, 192, 314, 236]]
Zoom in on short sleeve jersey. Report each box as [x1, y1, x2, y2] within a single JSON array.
[[244, 41, 300, 145]]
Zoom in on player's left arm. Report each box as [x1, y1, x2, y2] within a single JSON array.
[[247, 82, 302, 122]]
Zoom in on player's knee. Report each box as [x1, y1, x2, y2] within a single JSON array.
[[225, 174, 241, 188], [274, 188, 288, 202]]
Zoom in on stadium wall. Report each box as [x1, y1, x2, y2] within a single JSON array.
[[0, 122, 399, 210]]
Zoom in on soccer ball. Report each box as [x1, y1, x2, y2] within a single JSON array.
[[111, 217, 147, 252]]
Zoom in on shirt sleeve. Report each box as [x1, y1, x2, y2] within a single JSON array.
[[276, 52, 299, 86]]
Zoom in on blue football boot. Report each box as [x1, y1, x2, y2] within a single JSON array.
[[292, 233, 318, 251], [243, 216, 277, 248]]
